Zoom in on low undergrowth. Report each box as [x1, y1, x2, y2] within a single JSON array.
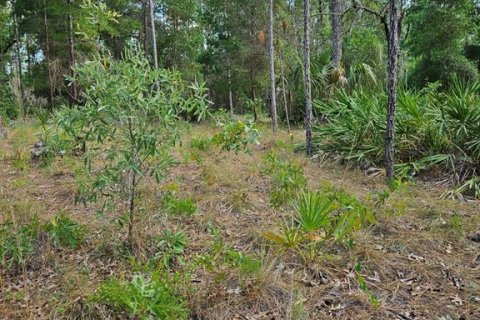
[[2, 121, 479, 320], [310, 79, 480, 199], [1, 213, 86, 271]]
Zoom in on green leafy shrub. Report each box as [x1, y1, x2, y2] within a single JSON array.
[[0, 218, 39, 270], [49, 47, 209, 246], [184, 80, 213, 122], [212, 119, 260, 153], [241, 96, 265, 118], [44, 213, 86, 249], [93, 272, 189, 320], [153, 230, 187, 268], [34, 110, 75, 165], [262, 152, 307, 207]]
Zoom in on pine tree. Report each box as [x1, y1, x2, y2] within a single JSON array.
[[268, 0, 278, 133], [304, 0, 313, 156]]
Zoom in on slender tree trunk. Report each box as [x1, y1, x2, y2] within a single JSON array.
[[14, 14, 25, 118], [149, 0, 158, 70], [268, 0, 278, 134], [173, 14, 178, 67], [318, 0, 324, 28], [251, 84, 258, 121], [330, 0, 345, 68], [26, 34, 32, 76], [128, 169, 136, 250], [249, 7, 258, 121], [43, 0, 55, 110], [304, 0, 313, 156], [385, 0, 399, 179], [278, 45, 290, 133], [250, 69, 258, 122], [143, 0, 149, 58], [68, 0, 77, 104], [228, 67, 234, 116]]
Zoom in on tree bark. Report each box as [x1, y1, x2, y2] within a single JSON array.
[[143, 0, 149, 57], [385, 0, 399, 179], [249, 6, 258, 121], [278, 45, 290, 133], [228, 67, 234, 116], [43, 0, 55, 110], [26, 34, 32, 76], [268, 0, 278, 134], [317, 0, 324, 31], [304, 0, 313, 156], [149, 0, 158, 70], [68, 0, 77, 104], [128, 169, 136, 251], [14, 14, 25, 118], [330, 0, 345, 68]]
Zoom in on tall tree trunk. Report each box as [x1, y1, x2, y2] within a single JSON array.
[[128, 169, 136, 251], [268, 0, 278, 133], [250, 67, 258, 122], [143, 0, 149, 57], [43, 0, 55, 110], [249, 6, 257, 121], [149, 0, 158, 70], [228, 67, 234, 116], [317, 0, 323, 29], [251, 81, 257, 121], [304, 0, 313, 156], [278, 45, 290, 133], [26, 34, 32, 76], [385, 0, 400, 179], [14, 14, 25, 118], [68, 0, 77, 104], [330, 0, 345, 68]]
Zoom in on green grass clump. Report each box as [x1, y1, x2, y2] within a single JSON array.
[[190, 137, 212, 151], [44, 213, 86, 249], [93, 271, 189, 320], [0, 218, 39, 270], [162, 194, 197, 216]]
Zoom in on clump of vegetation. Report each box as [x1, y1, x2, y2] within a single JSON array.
[[0, 218, 39, 270], [184, 80, 213, 122], [162, 194, 197, 216], [190, 137, 213, 151], [44, 213, 86, 249], [93, 271, 189, 320], [310, 80, 480, 198], [11, 146, 29, 171], [50, 48, 208, 248], [194, 229, 264, 288], [152, 230, 187, 269], [224, 248, 262, 278], [212, 119, 260, 153], [262, 152, 307, 207], [264, 189, 375, 260]]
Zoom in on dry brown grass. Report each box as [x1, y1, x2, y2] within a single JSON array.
[[0, 121, 479, 319]]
